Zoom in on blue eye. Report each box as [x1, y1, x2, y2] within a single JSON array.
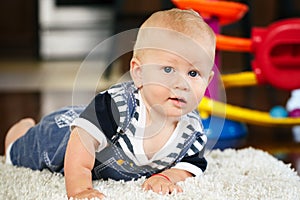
[[188, 70, 199, 77], [163, 66, 173, 73]]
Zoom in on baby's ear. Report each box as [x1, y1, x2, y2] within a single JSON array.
[[130, 57, 143, 88], [208, 70, 214, 85]]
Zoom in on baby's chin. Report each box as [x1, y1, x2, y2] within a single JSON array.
[[164, 109, 190, 118]]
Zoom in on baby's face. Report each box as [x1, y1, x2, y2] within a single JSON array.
[[137, 49, 213, 118]]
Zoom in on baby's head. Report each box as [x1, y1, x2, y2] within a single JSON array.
[[130, 8, 216, 118], [133, 8, 216, 64]]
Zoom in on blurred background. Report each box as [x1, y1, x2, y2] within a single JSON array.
[[0, 0, 300, 173]]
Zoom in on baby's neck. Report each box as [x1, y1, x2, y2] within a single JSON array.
[[145, 109, 178, 137]]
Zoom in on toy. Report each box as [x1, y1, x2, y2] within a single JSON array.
[[172, 0, 300, 150], [199, 97, 300, 126], [287, 89, 300, 116], [172, 0, 248, 25], [286, 89, 300, 142], [289, 109, 300, 118], [173, 0, 300, 127], [269, 106, 288, 118], [202, 115, 247, 149], [218, 18, 300, 91]]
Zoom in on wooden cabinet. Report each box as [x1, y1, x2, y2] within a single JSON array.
[[0, 0, 38, 59], [0, 92, 40, 155]]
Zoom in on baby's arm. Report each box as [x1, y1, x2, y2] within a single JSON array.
[[142, 168, 193, 194], [64, 127, 105, 199]]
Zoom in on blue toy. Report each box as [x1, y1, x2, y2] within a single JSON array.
[[270, 106, 288, 118], [202, 116, 247, 150]]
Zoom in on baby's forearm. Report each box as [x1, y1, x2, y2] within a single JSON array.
[[160, 168, 193, 183], [64, 162, 105, 199], [64, 128, 97, 197], [65, 167, 93, 197]]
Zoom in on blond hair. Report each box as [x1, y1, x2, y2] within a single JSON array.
[[133, 8, 216, 59]]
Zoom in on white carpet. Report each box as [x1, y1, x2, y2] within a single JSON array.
[[1, 147, 299, 200]]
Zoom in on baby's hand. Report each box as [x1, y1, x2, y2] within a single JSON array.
[[71, 188, 105, 200], [142, 174, 183, 195]]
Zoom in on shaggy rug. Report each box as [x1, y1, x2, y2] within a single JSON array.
[[0, 147, 299, 200]]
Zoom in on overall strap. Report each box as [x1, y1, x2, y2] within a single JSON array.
[[97, 82, 138, 142], [93, 91, 120, 141]]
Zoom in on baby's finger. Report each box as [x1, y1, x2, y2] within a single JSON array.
[[150, 184, 163, 194], [161, 184, 172, 194], [172, 184, 183, 193], [73, 189, 105, 199], [142, 182, 151, 191], [162, 183, 183, 194]]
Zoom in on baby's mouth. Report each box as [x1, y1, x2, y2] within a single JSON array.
[[168, 97, 187, 105]]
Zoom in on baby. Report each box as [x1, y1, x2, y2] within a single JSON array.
[[5, 8, 216, 199]]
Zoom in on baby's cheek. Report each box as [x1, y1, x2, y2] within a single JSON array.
[[192, 88, 205, 102]]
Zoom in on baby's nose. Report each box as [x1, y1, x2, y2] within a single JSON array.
[[172, 74, 189, 91]]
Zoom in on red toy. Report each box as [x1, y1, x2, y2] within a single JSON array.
[[251, 18, 300, 90]]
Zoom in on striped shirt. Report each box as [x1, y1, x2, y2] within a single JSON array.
[[72, 81, 207, 176]]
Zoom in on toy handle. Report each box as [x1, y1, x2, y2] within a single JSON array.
[[216, 34, 251, 52], [221, 72, 257, 88], [199, 97, 300, 127]]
